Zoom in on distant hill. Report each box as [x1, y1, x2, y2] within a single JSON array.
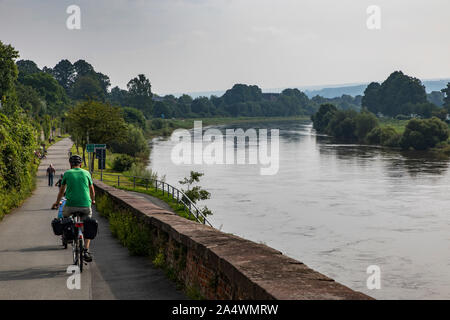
[[169, 78, 450, 99], [303, 84, 368, 98], [303, 79, 450, 98]]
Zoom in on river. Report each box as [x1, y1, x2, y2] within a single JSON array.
[[147, 119, 450, 299]]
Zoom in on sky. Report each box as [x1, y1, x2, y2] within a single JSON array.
[[0, 0, 449, 95]]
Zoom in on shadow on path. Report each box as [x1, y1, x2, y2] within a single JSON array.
[[0, 266, 68, 281]]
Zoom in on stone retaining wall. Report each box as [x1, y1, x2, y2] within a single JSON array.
[[94, 180, 372, 300]]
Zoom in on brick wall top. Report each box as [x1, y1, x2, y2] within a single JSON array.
[[94, 180, 373, 300]]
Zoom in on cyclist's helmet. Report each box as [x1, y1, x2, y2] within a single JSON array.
[[69, 155, 83, 166]]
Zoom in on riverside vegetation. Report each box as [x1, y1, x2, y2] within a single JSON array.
[[311, 71, 450, 153]]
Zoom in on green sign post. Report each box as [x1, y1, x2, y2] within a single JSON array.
[[86, 144, 106, 175], [86, 144, 106, 153]]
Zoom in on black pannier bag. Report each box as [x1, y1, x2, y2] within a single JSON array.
[[62, 218, 76, 241], [83, 218, 98, 239], [51, 218, 63, 236]]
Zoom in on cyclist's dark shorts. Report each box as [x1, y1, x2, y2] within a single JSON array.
[[63, 206, 92, 220]]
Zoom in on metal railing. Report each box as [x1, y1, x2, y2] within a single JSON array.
[[92, 172, 213, 228]]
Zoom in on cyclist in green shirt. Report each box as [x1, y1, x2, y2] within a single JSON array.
[[53, 155, 95, 262]]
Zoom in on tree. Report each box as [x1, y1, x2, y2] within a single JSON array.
[[326, 110, 358, 141], [175, 94, 193, 116], [427, 91, 445, 107], [355, 111, 379, 141], [311, 104, 337, 132], [191, 97, 213, 116], [73, 59, 95, 77], [67, 101, 128, 166], [362, 82, 381, 114], [121, 107, 146, 129], [95, 72, 111, 94], [109, 86, 129, 106], [127, 74, 153, 117], [0, 41, 19, 100], [413, 102, 438, 118], [21, 72, 68, 115], [109, 124, 149, 158], [362, 71, 427, 117], [400, 117, 449, 150], [50, 59, 76, 92], [223, 84, 262, 105], [153, 101, 171, 118], [278, 89, 310, 116], [442, 83, 450, 110], [71, 75, 105, 101], [16, 60, 40, 82], [16, 83, 46, 116]]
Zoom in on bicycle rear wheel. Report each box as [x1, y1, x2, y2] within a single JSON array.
[[72, 242, 77, 265]]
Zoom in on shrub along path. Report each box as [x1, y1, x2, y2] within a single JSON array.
[[0, 138, 184, 299]]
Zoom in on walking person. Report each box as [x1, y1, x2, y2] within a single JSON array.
[[46, 164, 56, 187]]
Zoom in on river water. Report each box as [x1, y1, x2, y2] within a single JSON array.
[[148, 120, 450, 299]]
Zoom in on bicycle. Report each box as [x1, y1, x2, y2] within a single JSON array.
[[67, 213, 86, 273]]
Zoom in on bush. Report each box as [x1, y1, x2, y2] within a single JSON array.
[[95, 195, 113, 217], [0, 113, 37, 220], [355, 112, 378, 141], [122, 107, 147, 130], [125, 163, 161, 185], [96, 194, 153, 256], [325, 110, 358, 141], [109, 124, 149, 158], [112, 154, 135, 172], [150, 118, 167, 130], [367, 126, 401, 147], [400, 117, 449, 150]]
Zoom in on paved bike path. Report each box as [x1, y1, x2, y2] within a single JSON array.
[[0, 138, 185, 300]]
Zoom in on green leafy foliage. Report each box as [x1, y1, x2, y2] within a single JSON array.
[[442, 83, 450, 110], [96, 194, 153, 256], [0, 113, 38, 220], [355, 111, 379, 141], [109, 124, 149, 158], [179, 171, 212, 216], [311, 104, 337, 132], [20, 72, 68, 115], [0, 41, 39, 220], [66, 100, 128, 164], [0, 42, 19, 99], [366, 126, 401, 147], [325, 110, 358, 142], [400, 117, 449, 150], [362, 71, 430, 117], [124, 163, 160, 185], [112, 154, 136, 172], [121, 107, 146, 130]]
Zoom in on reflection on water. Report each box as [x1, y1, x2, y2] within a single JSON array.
[[149, 120, 450, 299]]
